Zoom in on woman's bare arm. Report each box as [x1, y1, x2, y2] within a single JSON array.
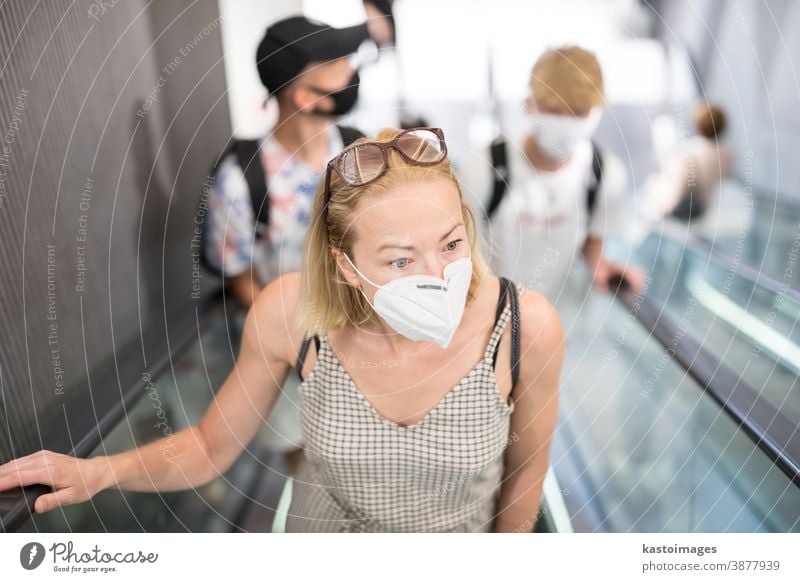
[[0, 273, 302, 514], [493, 289, 564, 533]]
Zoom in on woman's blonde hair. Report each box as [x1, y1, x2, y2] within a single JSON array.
[[296, 127, 489, 334]]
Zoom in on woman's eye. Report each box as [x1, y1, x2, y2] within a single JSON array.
[[390, 258, 410, 269], [445, 239, 463, 252]]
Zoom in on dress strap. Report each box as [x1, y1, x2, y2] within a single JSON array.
[[486, 277, 522, 388], [509, 280, 522, 388], [296, 334, 321, 382], [493, 277, 510, 326]]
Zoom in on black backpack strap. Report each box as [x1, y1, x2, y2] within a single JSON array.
[[229, 139, 269, 234], [366, 0, 396, 44], [491, 277, 522, 389], [337, 125, 365, 147], [202, 139, 266, 275], [485, 137, 509, 221], [296, 334, 321, 382], [229, 129, 362, 237], [586, 140, 604, 221], [215, 129, 362, 251]]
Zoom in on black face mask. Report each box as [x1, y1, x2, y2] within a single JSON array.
[[308, 71, 360, 117]]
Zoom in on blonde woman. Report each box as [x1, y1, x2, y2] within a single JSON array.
[[0, 128, 564, 532]]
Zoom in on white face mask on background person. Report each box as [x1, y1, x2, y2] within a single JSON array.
[[343, 253, 473, 349], [530, 108, 603, 160]]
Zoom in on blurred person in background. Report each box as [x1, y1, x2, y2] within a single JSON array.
[[465, 46, 644, 303], [643, 103, 732, 222], [204, 16, 378, 306]]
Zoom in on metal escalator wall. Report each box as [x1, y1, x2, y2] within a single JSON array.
[[0, 1, 230, 467]]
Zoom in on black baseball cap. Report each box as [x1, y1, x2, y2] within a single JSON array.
[[256, 16, 370, 96]]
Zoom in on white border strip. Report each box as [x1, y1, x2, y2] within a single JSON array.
[[543, 466, 574, 533]]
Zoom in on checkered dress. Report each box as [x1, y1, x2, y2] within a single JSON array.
[[285, 279, 523, 532]]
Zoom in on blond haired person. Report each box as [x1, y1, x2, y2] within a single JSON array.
[[470, 46, 644, 302], [0, 128, 563, 533]]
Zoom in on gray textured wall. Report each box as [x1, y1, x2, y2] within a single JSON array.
[[0, 0, 231, 463]]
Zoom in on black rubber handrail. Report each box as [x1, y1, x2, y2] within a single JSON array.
[[658, 220, 800, 302], [614, 281, 800, 487], [0, 289, 225, 532]]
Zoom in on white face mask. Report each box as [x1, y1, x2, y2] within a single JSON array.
[[530, 108, 602, 160], [343, 253, 473, 349]]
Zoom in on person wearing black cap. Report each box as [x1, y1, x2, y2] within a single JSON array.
[[203, 15, 374, 472], [205, 16, 372, 307]]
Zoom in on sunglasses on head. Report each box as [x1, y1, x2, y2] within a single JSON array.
[[322, 127, 448, 217]]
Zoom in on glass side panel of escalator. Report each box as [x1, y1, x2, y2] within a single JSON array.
[[551, 283, 800, 533], [693, 181, 800, 291], [636, 231, 800, 430]]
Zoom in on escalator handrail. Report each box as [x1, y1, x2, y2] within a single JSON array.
[[658, 220, 800, 303], [0, 289, 226, 532], [748, 182, 800, 213], [614, 284, 800, 488]]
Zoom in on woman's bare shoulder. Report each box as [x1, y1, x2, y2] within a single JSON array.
[[516, 284, 564, 357], [246, 272, 306, 362]]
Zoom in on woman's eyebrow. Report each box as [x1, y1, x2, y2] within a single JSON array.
[[377, 242, 414, 252], [439, 222, 464, 241], [376, 223, 464, 253]]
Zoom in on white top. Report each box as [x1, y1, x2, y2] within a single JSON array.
[[459, 135, 627, 303], [641, 136, 732, 219]]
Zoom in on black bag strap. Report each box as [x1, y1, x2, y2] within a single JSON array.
[[218, 126, 364, 239], [491, 277, 522, 388], [225, 140, 270, 231], [366, 0, 396, 44], [670, 182, 703, 220], [485, 137, 509, 221], [486, 138, 604, 225], [201, 139, 266, 274], [296, 334, 321, 382], [586, 140, 604, 220]]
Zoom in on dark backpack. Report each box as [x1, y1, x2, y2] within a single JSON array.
[[484, 138, 604, 224], [670, 185, 704, 221], [199, 125, 364, 277]]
